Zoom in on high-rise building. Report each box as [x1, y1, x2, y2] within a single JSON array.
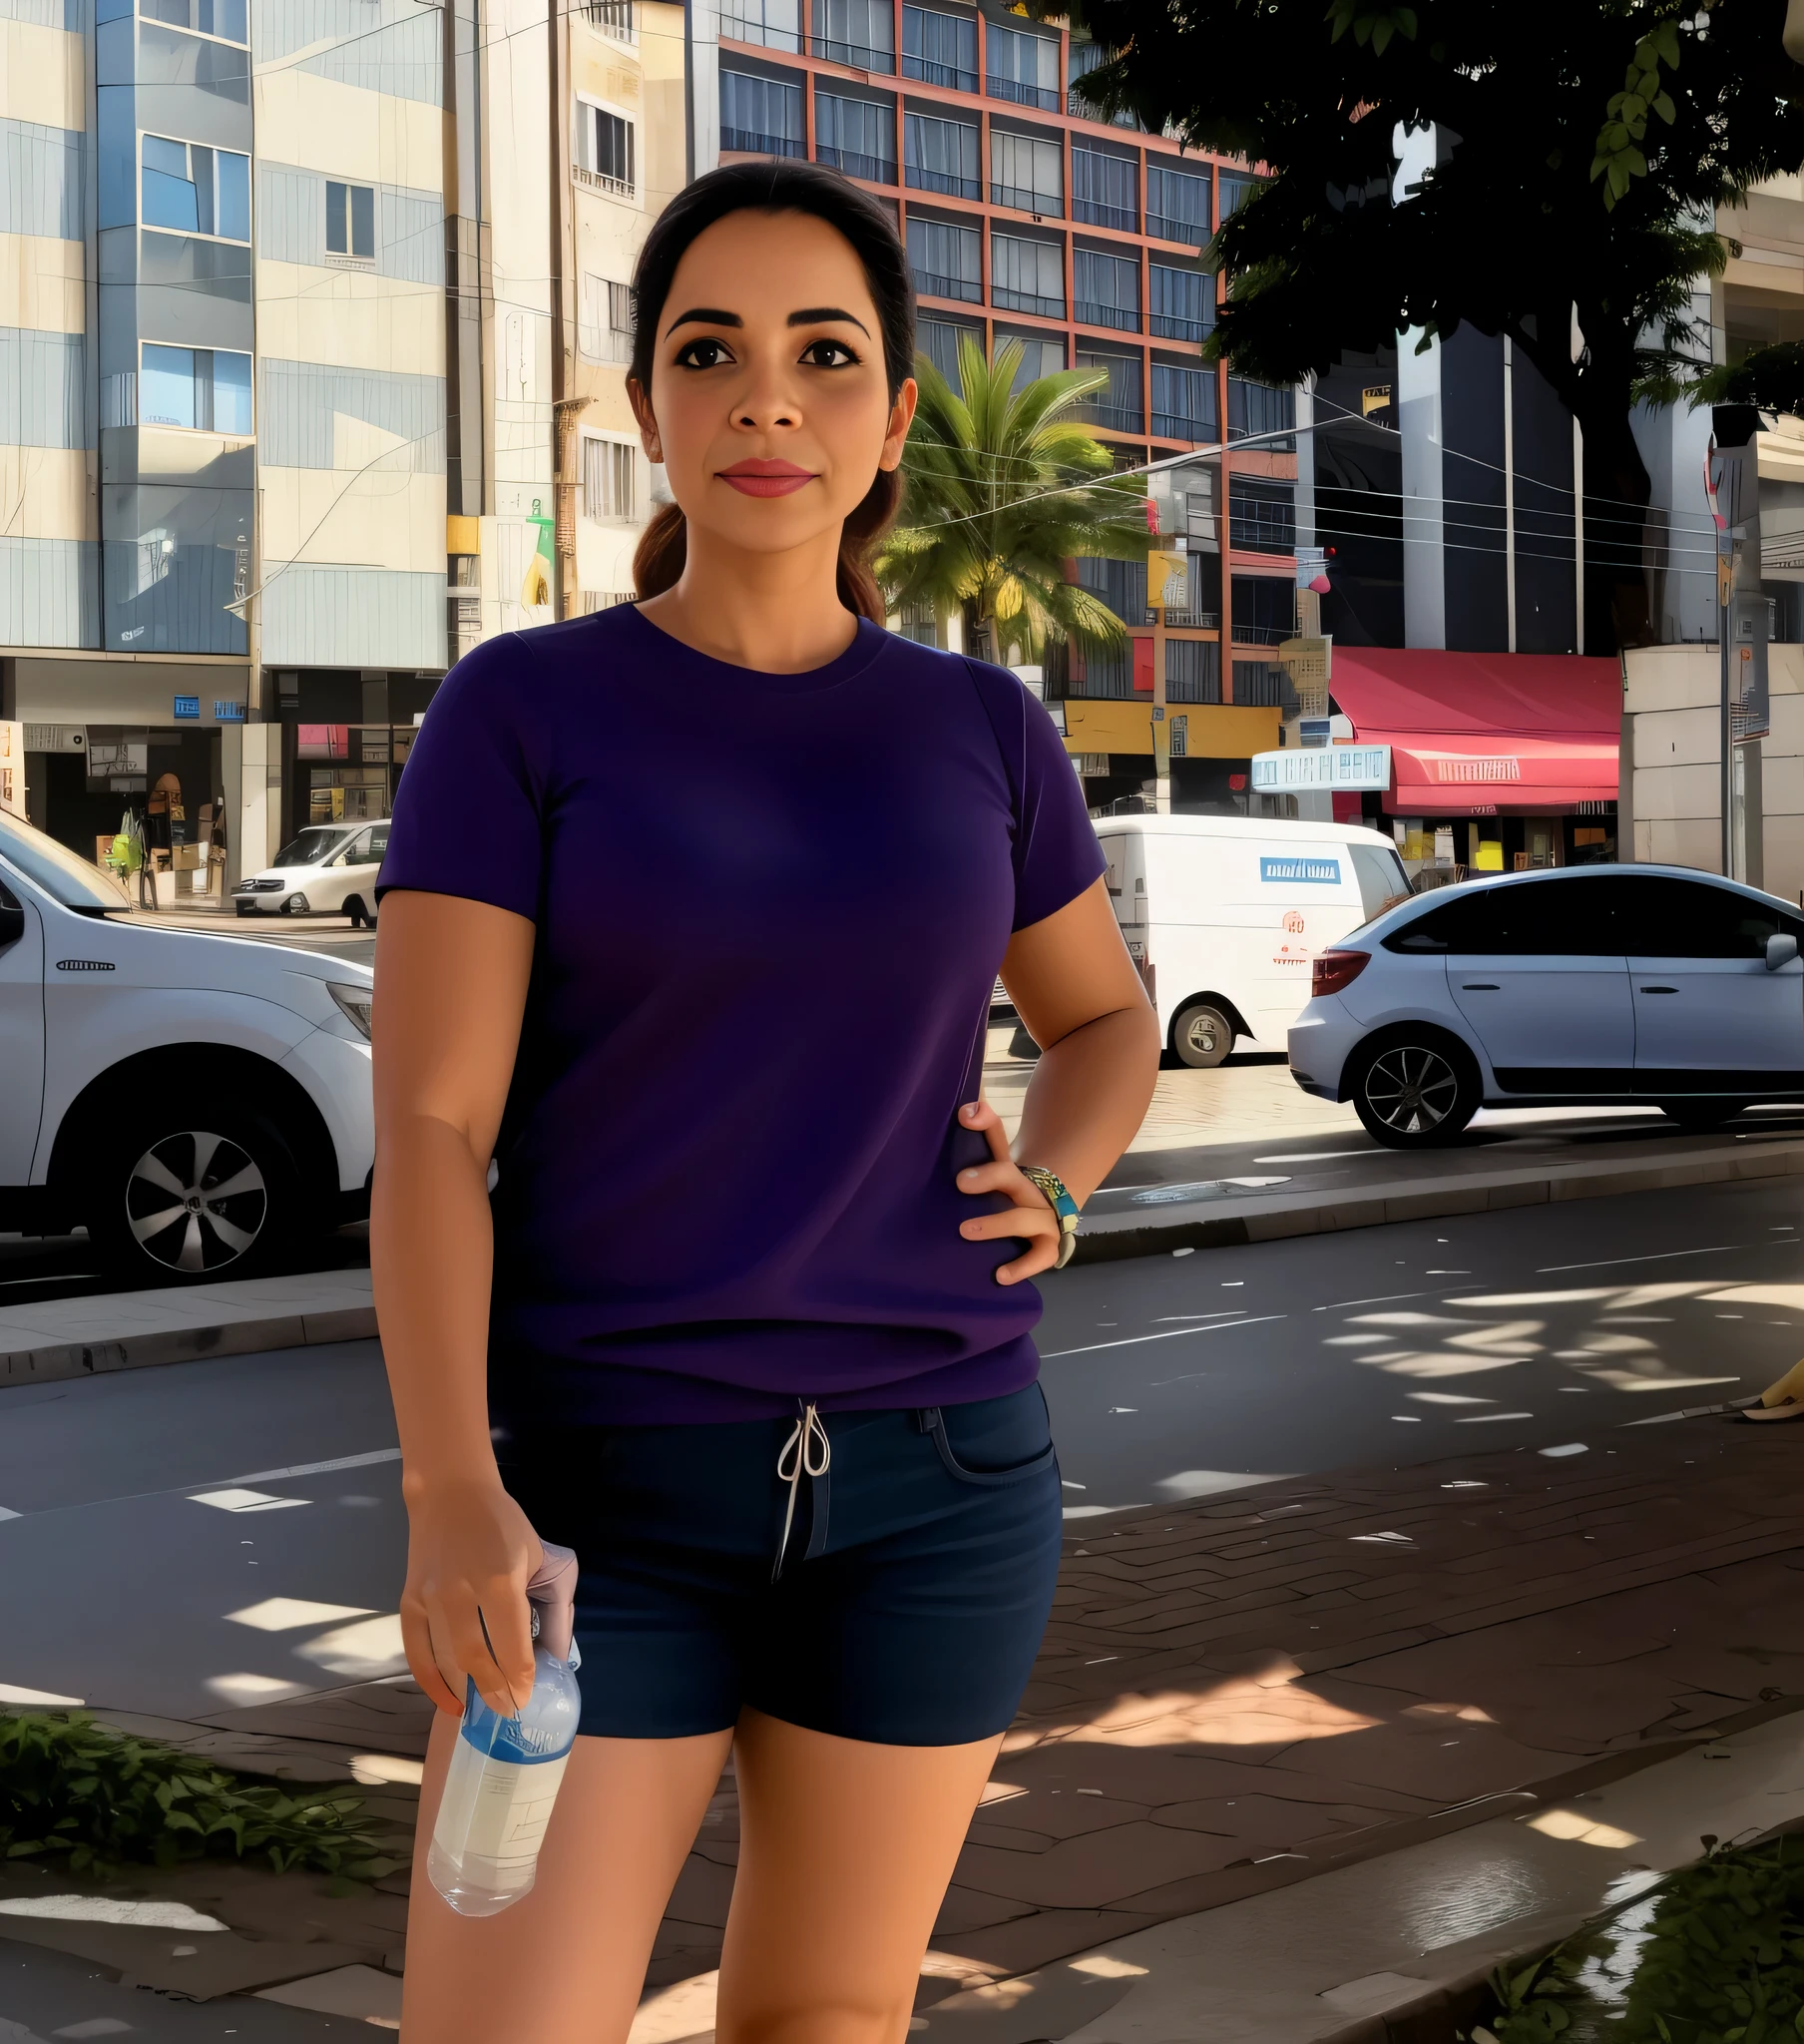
[[0, 0, 681, 884], [688, 0, 1293, 812]]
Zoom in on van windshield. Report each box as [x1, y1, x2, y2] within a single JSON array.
[[0, 813, 132, 910], [1351, 843, 1412, 920], [274, 828, 351, 868]]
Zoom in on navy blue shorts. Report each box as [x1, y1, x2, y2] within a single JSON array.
[[494, 1383, 1064, 1747]]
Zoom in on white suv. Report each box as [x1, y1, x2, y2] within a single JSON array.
[[0, 812, 375, 1283]]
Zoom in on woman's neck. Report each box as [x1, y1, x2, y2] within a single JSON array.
[[637, 523, 861, 674]]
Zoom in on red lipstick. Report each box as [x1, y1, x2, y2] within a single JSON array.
[[718, 460, 817, 498]]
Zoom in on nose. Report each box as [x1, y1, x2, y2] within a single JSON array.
[[733, 357, 800, 432]]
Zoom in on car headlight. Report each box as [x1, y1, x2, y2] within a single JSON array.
[[327, 982, 373, 1040]]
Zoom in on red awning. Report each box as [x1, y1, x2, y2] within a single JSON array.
[[1325, 648, 1620, 813]]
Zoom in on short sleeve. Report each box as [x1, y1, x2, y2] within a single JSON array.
[[1007, 680, 1108, 931], [375, 637, 546, 920]]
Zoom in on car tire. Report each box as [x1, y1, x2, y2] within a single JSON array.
[[1007, 1023, 1040, 1060], [280, 893, 310, 916], [1658, 1099, 1751, 1132], [1349, 1032, 1481, 1148], [343, 894, 377, 930], [85, 1101, 306, 1286], [1171, 1000, 1235, 1070]]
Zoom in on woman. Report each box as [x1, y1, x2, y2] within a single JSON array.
[[372, 161, 1159, 2044]]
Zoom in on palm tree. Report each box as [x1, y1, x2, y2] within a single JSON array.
[[877, 336, 1151, 666]]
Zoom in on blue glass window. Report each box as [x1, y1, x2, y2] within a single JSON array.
[[141, 134, 250, 241], [141, 343, 252, 433]]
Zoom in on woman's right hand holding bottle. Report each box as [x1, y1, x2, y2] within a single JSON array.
[[399, 1468, 545, 1718]]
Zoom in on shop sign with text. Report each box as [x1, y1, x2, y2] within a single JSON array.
[[1250, 745, 1391, 792]]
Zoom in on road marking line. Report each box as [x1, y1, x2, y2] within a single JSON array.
[[1040, 1314, 1284, 1358]]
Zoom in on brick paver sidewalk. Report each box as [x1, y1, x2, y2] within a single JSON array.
[[649, 1412, 1804, 2000]]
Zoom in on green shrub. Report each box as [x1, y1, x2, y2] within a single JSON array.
[[1467, 1835, 1804, 2044], [0, 1711, 404, 1885]]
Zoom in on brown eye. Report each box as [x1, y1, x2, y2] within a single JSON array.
[[675, 337, 733, 369], [799, 339, 858, 367]]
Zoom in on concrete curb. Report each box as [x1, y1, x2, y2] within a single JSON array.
[[1070, 1134, 1804, 1265], [0, 1304, 378, 1389]]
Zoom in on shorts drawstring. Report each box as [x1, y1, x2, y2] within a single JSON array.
[[773, 1399, 831, 1582]]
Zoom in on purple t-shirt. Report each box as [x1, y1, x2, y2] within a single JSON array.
[[377, 604, 1105, 1426]]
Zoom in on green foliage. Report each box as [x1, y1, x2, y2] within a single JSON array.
[[1592, 14, 1685, 209], [1691, 341, 1804, 417], [878, 336, 1151, 663], [0, 1710, 404, 1885], [1462, 1835, 1804, 2044]]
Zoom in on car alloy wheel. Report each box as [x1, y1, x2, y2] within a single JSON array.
[[1361, 1044, 1462, 1136], [125, 1130, 268, 1275]]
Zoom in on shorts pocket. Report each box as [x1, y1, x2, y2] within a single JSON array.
[[923, 1385, 1057, 1487]]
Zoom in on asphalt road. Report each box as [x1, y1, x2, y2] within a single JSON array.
[[3, 1177, 1800, 1728]]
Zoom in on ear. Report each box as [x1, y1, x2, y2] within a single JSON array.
[[628, 377, 663, 464], [877, 375, 918, 473]]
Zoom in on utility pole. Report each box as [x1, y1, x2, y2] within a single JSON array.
[[1707, 411, 1771, 883], [1147, 547, 1186, 815]]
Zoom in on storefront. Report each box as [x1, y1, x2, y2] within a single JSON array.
[[265, 669, 443, 845], [1321, 648, 1620, 879]]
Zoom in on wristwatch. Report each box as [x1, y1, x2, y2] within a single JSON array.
[[1019, 1166, 1081, 1269]]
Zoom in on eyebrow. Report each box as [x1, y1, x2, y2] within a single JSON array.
[[664, 306, 743, 335], [788, 305, 871, 335]]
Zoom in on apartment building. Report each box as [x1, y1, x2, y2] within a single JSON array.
[[0, 0, 679, 884], [687, 0, 1294, 812]]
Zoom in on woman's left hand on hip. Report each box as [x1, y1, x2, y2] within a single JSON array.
[[955, 1099, 1063, 1285]]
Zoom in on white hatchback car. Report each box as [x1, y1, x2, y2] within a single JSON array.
[[1289, 865, 1804, 1148], [232, 820, 389, 926], [0, 811, 375, 1282]]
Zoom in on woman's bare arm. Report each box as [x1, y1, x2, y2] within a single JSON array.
[[371, 889, 538, 1715], [957, 877, 1159, 1282]]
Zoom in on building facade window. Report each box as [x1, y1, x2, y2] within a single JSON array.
[[1075, 246, 1138, 330], [1217, 168, 1254, 222], [1148, 261, 1211, 341], [902, 5, 976, 90], [990, 129, 1062, 215], [1076, 555, 1147, 632], [579, 273, 635, 361], [325, 180, 374, 259], [991, 231, 1064, 317], [575, 101, 637, 191], [1230, 576, 1296, 646], [903, 110, 980, 198], [1072, 146, 1136, 231], [997, 328, 1064, 390], [717, 0, 802, 53], [1066, 38, 1137, 125], [1076, 348, 1141, 434], [815, 92, 895, 183], [1165, 637, 1220, 702], [141, 134, 250, 241], [140, 342, 251, 433], [986, 23, 1059, 110], [141, 0, 247, 43], [1151, 359, 1215, 442], [1227, 373, 1294, 445], [811, 0, 894, 70], [582, 437, 637, 521], [1232, 659, 1284, 703], [720, 70, 805, 156], [907, 214, 981, 302], [918, 313, 980, 386], [1229, 476, 1295, 553], [1145, 158, 1210, 246]]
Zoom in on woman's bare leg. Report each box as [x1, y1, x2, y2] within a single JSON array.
[[716, 1710, 1002, 2044], [401, 1711, 734, 2044]]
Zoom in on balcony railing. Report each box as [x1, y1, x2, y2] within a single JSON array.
[[811, 33, 894, 69], [911, 265, 982, 303], [819, 146, 896, 183], [1078, 401, 1144, 433], [903, 52, 976, 89], [1150, 311, 1207, 343], [721, 127, 806, 157], [1074, 196, 1136, 232], [1229, 511, 1295, 552], [905, 164, 980, 200], [573, 163, 635, 198], [581, 0, 636, 38], [991, 181, 1061, 216], [1077, 299, 1138, 332], [1231, 622, 1290, 646], [993, 285, 1064, 317], [1151, 410, 1212, 443], [1146, 211, 1207, 246], [986, 74, 1059, 110]]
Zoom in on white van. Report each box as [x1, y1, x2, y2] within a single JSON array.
[[1097, 814, 1414, 1067]]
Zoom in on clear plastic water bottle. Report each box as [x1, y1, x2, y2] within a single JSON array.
[[427, 1540, 582, 1916]]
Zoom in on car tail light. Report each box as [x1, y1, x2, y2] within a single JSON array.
[[1312, 949, 1370, 998]]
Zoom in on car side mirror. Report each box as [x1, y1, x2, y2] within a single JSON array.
[[1767, 933, 1799, 972], [0, 900, 20, 951]]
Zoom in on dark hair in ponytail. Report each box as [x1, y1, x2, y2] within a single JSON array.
[[629, 161, 915, 625]]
